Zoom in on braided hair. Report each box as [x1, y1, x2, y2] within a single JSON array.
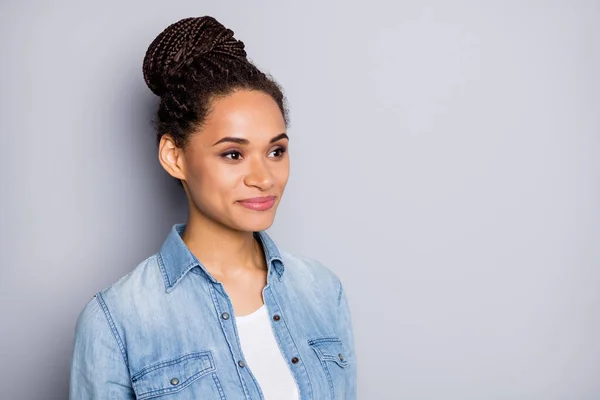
[[142, 16, 288, 147]]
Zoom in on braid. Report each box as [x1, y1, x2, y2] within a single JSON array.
[[142, 16, 286, 147]]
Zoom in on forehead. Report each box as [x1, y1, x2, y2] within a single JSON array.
[[201, 90, 286, 141]]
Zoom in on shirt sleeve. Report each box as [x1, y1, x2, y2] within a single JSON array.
[[337, 281, 357, 399], [69, 295, 135, 399]]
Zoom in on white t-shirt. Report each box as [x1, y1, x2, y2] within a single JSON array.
[[236, 305, 300, 400]]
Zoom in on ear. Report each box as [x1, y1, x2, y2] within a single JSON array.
[[158, 134, 186, 181]]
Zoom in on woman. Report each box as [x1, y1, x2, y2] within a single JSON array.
[[70, 16, 355, 400]]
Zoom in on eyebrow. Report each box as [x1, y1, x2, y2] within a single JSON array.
[[213, 133, 289, 146]]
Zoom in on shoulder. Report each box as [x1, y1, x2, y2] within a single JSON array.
[[75, 254, 163, 330], [74, 292, 106, 336], [279, 249, 343, 302], [280, 250, 340, 282], [99, 253, 164, 303]]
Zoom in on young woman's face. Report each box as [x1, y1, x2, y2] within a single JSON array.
[[161, 89, 289, 233]]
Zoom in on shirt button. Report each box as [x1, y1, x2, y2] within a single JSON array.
[[238, 360, 246, 368], [273, 314, 281, 321], [338, 353, 344, 361], [170, 378, 179, 386], [221, 312, 230, 320], [291, 357, 299, 364]]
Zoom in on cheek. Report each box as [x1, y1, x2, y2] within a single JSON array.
[[275, 159, 290, 187], [187, 159, 242, 198]]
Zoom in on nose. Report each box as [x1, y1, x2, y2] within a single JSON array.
[[243, 158, 275, 191]]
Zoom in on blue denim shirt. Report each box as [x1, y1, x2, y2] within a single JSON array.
[[70, 224, 356, 399]]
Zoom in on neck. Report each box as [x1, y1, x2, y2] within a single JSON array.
[[181, 207, 266, 279]]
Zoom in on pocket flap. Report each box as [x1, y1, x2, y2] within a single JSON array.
[[308, 337, 348, 368], [131, 351, 215, 399]]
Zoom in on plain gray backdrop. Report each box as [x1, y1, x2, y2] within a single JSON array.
[[1, 1, 599, 399]]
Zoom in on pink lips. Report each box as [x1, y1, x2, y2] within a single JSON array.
[[237, 196, 276, 211]]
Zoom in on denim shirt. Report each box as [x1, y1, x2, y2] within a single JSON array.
[[69, 224, 356, 399]]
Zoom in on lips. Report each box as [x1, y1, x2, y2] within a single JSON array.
[[237, 196, 276, 211]]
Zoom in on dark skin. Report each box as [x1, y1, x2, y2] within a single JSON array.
[[157, 89, 290, 316]]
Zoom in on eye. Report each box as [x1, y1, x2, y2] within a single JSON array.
[[269, 146, 287, 158], [222, 150, 243, 160]]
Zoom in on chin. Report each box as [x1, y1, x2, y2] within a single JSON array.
[[233, 212, 276, 232]]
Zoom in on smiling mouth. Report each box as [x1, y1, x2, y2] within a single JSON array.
[[237, 196, 277, 211]]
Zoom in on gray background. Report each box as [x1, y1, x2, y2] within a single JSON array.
[[1, 1, 599, 399]]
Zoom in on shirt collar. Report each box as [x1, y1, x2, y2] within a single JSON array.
[[158, 223, 285, 292]]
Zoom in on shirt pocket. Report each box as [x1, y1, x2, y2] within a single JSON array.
[[131, 351, 225, 400], [308, 337, 349, 399]]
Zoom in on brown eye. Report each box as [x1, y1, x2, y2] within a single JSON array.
[[269, 147, 287, 158], [222, 151, 243, 160]]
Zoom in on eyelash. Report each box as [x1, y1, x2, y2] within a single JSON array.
[[221, 146, 287, 161]]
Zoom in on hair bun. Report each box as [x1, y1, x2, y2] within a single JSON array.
[[143, 16, 248, 96]]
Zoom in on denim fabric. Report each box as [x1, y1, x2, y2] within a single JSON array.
[[70, 224, 356, 399]]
